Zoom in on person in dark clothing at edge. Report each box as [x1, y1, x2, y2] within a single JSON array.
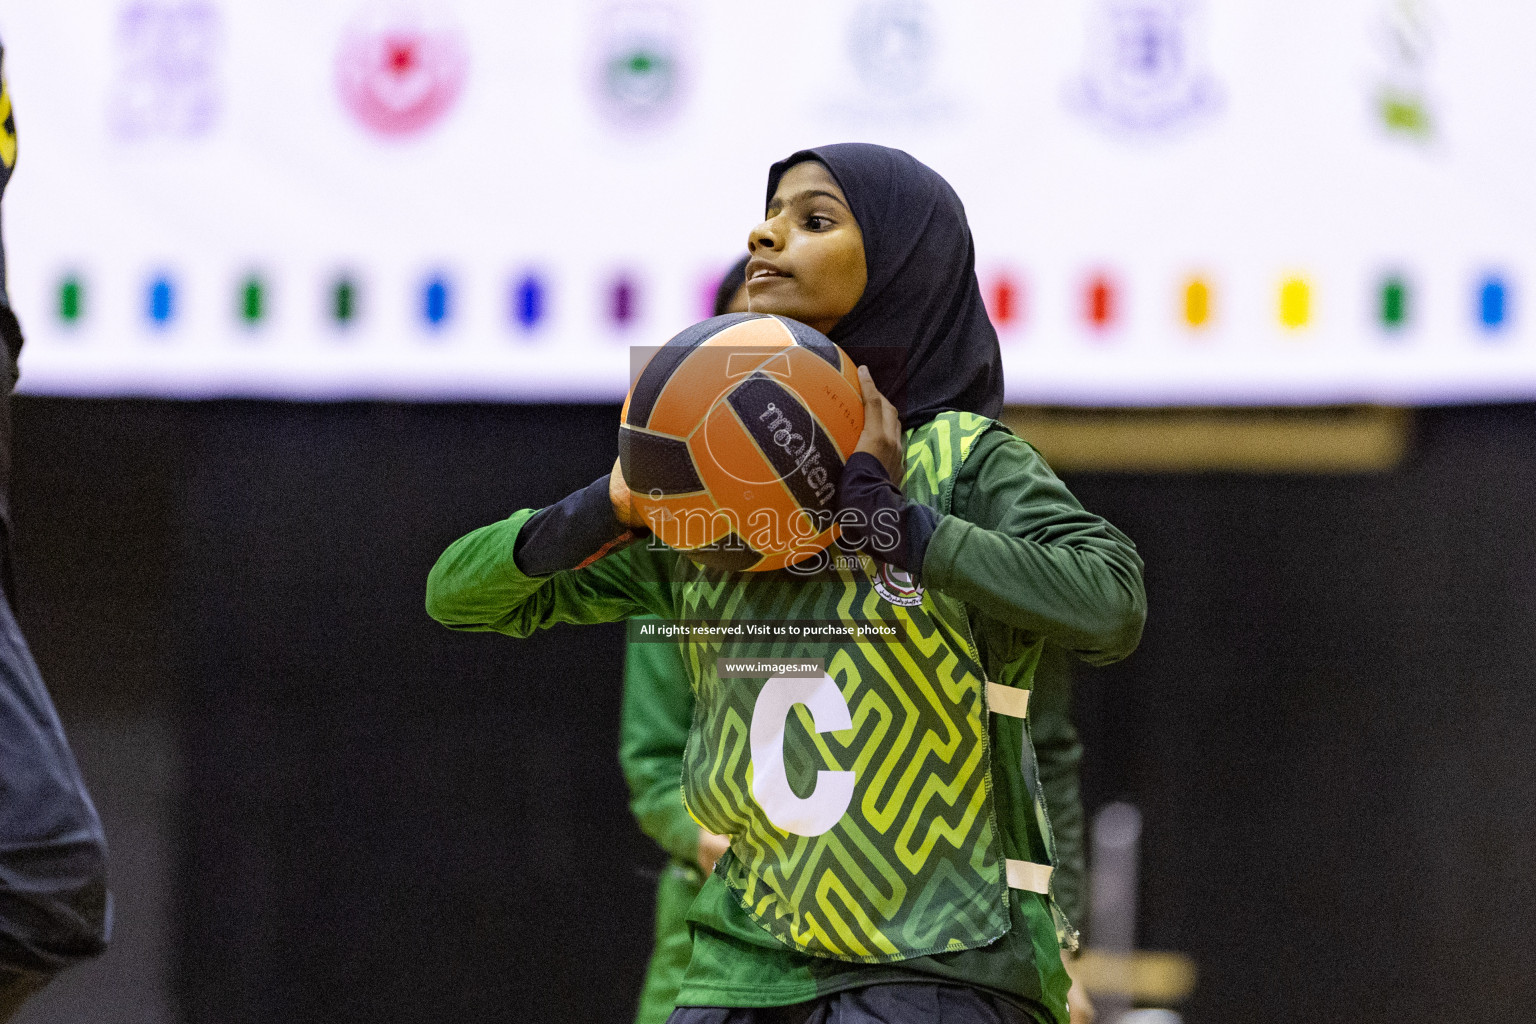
[[621, 260, 1097, 1024], [428, 144, 1144, 1023], [0, 41, 114, 1020]]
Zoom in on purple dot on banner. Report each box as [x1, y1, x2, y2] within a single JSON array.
[[611, 276, 638, 328]]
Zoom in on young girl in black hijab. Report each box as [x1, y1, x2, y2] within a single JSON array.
[[428, 144, 1145, 1024]]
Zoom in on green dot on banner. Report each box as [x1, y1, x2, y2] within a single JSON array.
[[333, 278, 357, 325], [58, 276, 84, 324], [1381, 277, 1408, 330], [240, 277, 265, 325]]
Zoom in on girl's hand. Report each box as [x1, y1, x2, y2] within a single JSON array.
[[855, 366, 904, 482], [609, 457, 648, 529], [697, 830, 730, 876]]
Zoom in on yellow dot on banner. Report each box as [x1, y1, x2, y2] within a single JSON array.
[[1183, 277, 1212, 329], [1279, 277, 1311, 329]]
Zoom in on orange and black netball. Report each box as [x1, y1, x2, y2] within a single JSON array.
[[619, 313, 864, 572]]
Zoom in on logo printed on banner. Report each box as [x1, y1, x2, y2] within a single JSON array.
[[1372, 0, 1438, 142], [335, 5, 468, 138], [1067, 0, 1223, 136], [829, 0, 952, 126], [847, 0, 936, 96], [109, 2, 223, 140], [592, 4, 691, 131]]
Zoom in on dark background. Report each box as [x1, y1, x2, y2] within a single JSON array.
[[11, 397, 1536, 1023]]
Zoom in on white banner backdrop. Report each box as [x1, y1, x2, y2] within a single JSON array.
[[0, 0, 1532, 405]]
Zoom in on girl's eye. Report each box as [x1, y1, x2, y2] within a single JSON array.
[[805, 215, 832, 230]]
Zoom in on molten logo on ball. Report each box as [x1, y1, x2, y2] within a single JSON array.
[[335, 6, 467, 138], [756, 403, 835, 506]]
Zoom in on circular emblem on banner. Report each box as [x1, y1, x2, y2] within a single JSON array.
[[847, 0, 935, 96], [108, 2, 224, 141], [1066, 0, 1222, 135], [592, 5, 690, 130], [872, 563, 924, 607], [335, 6, 468, 138]]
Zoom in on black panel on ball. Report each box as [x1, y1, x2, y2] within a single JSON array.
[[617, 427, 705, 496], [625, 313, 767, 428], [778, 316, 842, 370]]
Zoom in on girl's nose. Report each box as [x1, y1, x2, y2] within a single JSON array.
[[749, 220, 781, 253]]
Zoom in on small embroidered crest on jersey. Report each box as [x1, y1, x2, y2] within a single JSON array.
[[872, 563, 924, 607]]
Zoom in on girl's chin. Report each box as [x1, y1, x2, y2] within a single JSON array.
[[744, 296, 804, 320]]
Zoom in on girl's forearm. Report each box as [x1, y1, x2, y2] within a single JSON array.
[[426, 499, 658, 636]]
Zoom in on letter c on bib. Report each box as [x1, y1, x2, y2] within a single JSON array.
[[749, 675, 856, 837]]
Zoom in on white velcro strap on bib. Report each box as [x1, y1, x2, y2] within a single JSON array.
[[986, 682, 1030, 719], [1005, 859, 1053, 895]]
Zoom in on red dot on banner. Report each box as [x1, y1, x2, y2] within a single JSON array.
[[987, 276, 1022, 329], [1085, 273, 1118, 330]]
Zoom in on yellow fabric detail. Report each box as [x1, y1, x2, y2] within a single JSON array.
[[985, 681, 1030, 719], [1005, 859, 1053, 894]]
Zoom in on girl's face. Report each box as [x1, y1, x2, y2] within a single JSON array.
[[745, 161, 867, 335]]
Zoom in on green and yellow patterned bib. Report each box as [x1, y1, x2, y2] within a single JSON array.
[[678, 412, 1035, 963]]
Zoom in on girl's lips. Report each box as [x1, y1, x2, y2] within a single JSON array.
[[746, 259, 790, 282]]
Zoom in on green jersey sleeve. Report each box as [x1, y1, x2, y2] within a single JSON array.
[[425, 508, 678, 634], [929, 431, 1146, 666], [620, 627, 702, 867]]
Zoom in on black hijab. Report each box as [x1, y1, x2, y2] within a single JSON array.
[[765, 143, 1004, 426]]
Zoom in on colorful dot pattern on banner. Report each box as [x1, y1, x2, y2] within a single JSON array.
[[1279, 277, 1311, 329], [44, 268, 1534, 341]]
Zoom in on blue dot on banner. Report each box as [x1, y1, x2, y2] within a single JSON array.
[[147, 274, 176, 327], [513, 274, 545, 331], [422, 274, 451, 329], [1477, 275, 1509, 333]]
